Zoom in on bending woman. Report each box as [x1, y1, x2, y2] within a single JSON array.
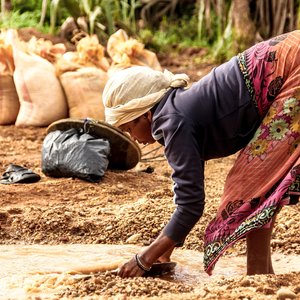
[[103, 30, 300, 277]]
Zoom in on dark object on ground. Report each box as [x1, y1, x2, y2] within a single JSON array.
[[0, 164, 41, 184], [109, 262, 177, 277], [42, 128, 110, 183], [46, 118, 141, 170], [144, 262, 177, 277], [289, 195, 299, 205]]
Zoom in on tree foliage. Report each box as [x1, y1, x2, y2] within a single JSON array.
[[0, 0, 299, 59]]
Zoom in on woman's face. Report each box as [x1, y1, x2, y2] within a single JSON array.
[[119, 112, 156, 145]]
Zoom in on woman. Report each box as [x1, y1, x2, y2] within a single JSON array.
[[103, 30, 300, 277]]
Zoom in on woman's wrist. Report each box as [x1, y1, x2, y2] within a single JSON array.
[[135, 254, 152, 272], [139, 234, 176, 266]]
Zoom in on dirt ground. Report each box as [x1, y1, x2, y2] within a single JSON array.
[[0, 30, 300, 299]]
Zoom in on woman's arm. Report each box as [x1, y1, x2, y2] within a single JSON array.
[[118, 116, 205, 278]]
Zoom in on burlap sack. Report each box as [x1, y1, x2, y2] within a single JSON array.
[[106, 29, 162, 77], [0, 35, 19, 125], [56, 35, 109, 120], [7, 30, 68, 127], [27, 36, 66, 63], [75, 35, 110, 71], [59, 67, 107, 120]]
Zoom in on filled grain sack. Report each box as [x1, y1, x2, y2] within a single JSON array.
[[75, 35, 110, 71], [106, 29, 162, 77], [56, 35, 109, 120], [59, 67, 107, 120], [27, 36, 66, 64], [0, 32, 19, 124], [7, 29, 68, 127]]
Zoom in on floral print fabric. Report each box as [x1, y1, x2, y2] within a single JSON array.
[[203, 30, 300, 275]]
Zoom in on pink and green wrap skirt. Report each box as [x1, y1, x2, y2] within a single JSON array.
[[204, 30, 300, 275]]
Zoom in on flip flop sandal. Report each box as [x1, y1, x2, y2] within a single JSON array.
[[144, 262, 177, 277], [0, 164, 41, 184]]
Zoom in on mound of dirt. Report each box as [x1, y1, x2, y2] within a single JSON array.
[[0, 123, 299, 299]]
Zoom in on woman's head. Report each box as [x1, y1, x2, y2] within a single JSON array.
[[118, 111, 155, 145], [103, 66, 190, 128]]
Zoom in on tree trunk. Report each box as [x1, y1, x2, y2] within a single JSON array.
[[272, 0, 288, 36], [2, 0, 11, 11], [254, 0, 296, 40], [232, 0, 256, 51], [39, 0, 48, 26]]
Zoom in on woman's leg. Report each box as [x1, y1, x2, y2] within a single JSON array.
[[246, 216, 276, 275]]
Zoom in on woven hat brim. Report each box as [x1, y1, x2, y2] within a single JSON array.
[[46, 118, 141, 170]]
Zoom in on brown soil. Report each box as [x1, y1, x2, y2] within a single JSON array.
[[0, 29, 299, 299]]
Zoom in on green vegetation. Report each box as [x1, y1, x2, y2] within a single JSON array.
[[139, 15, 209, 53], [0, 10, 48, 32], [0, 0, 299, 62]]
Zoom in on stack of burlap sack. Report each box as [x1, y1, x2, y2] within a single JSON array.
[[0, 29, 161, 127]]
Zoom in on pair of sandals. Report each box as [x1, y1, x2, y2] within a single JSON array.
[[0, 164, 41, 184]]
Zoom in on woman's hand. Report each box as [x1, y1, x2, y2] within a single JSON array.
[[117, 255, 146, 278], [117, 234, 176, 278]]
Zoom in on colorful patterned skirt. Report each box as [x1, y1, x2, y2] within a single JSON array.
[[203, 30, 300, 275]]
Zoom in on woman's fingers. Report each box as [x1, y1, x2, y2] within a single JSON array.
[[117, 256, 145, 278]]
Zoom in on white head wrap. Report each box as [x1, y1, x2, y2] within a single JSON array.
[[103, 66, 190, 127]]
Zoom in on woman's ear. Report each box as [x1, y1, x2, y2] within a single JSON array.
[[145, 111, 152, 122]]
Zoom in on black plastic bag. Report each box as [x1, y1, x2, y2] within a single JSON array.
[[41, 128, 110, 182]]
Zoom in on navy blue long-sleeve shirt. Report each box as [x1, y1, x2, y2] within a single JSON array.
[[151, 56, 261, 245]]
